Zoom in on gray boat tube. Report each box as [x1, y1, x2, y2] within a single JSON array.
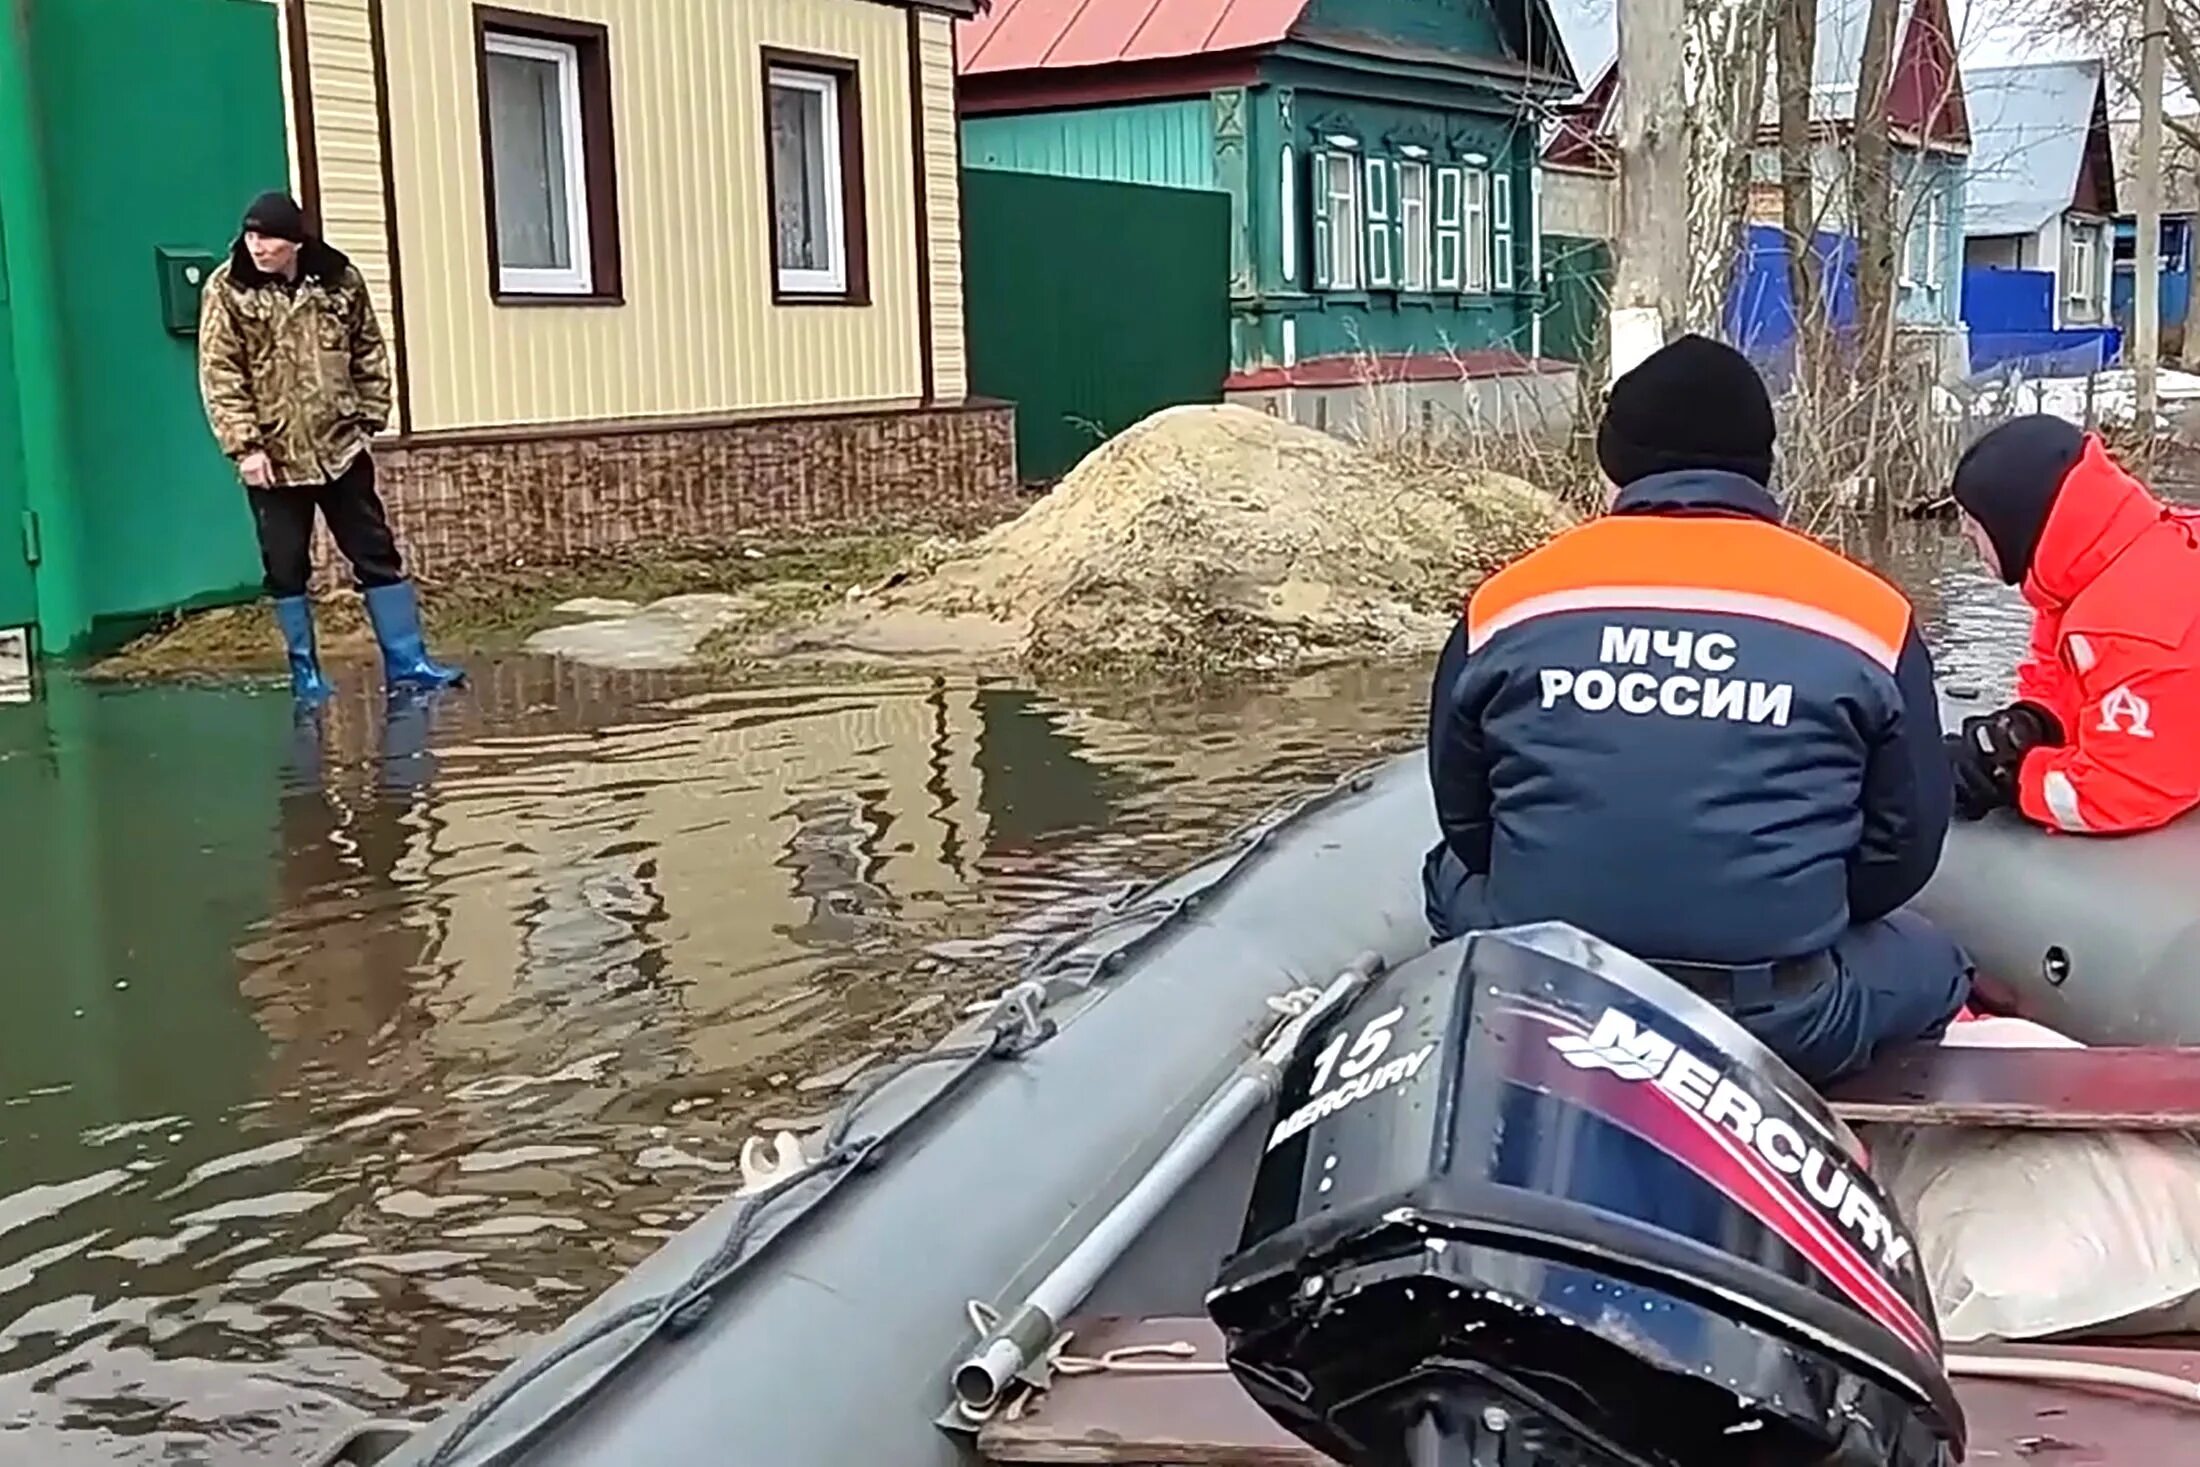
[[1917, 687, 2200, 1044], [317, 754, 1439, 1467]]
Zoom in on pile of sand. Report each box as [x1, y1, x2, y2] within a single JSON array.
[[762, 404, 1573, 674]]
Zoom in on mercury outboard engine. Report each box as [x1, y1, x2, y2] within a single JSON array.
[[1207, 922, 1964, 1467]]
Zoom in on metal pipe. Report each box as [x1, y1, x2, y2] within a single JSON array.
[[951, 952, 1385, 1412]]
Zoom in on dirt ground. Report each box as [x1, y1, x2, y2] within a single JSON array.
[[744, 404, 1575, 676], [91, 534, 918, 679]]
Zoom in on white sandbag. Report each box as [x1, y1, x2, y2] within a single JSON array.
[[1866, 1017, 2200, 1343]]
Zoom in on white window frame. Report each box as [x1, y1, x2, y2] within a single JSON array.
[[768, 65, 850, 298], [1398, 160, 1430, 292], [1280, 144, 1297, 286], [1365, 157, 1394, 288], [1491, 169, 1514, 292], [1324, 150, 1363, 290], [2067, 224, 2100, 311], [1921, 189, 1945, 289], [1434, 165, 1464, 290], [1900, 186, 1943, 292], [1462, 167, 1491, 294], [484, 30, 594, 297]]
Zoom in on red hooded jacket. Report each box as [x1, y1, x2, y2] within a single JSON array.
[[2013, 437, 2200, 834]]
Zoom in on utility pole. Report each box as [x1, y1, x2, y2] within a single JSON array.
[[2136, 0, 2166, 424], [1608, 0, 1691, 381]]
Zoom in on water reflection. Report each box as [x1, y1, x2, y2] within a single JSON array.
[[0, 526, 2024, 1464]]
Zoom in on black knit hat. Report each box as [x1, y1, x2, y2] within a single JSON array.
[[1949, 414, 2086, 585], [1597, 334, 1778, 489], [241, 191, 309, 243]]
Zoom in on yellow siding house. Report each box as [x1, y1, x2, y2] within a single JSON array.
[[278, 0, 1009, 577]]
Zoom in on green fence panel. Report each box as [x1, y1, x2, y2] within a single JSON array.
[[36, 0, 289, 639], [1540, 235, 1614, 368], [962, 168, 1231, 484]]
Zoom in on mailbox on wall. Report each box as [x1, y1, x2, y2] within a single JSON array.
[[154, 248, 219, 336]]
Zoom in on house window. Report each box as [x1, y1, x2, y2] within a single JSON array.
[[1901, 186, 1944, 292], [1365, 158, 1394, 288], [1434, 166, 1464, 290], [2067, 224, 2101, 318], [478, 12, 621, 301], [1280, 145, 1297, 286], [1491, 170, 1514, 292], [1310, 148, 1363, 290], [765, 53, 869, 303], [1398, 161, 1430, 291], [1463, 167, 1491, 293]]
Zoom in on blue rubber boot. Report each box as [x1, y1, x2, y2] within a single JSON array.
[[363, 580, 466, 690], [271, 595, 335, 707]]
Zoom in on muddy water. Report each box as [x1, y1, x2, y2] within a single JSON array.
[[0, 529, 2026, 1464]]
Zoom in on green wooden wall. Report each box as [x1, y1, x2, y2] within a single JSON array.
[[964, 168, 1230, 482], [1240, 77, 1541, 369], [961, 100, 1219, 191]]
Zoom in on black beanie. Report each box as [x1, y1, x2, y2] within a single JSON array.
[[1949, 415, 2085, 585], [1597, 334, 1778, 488], [242, 190, 309, 243]]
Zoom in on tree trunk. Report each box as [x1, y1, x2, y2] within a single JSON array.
[[1846, 0, 1902, 520], [1848, 0, 1901, 380], [1774, 0, 1825, 394], [1608, 0, 1693, 378], [1679, 0, 1775, 334]]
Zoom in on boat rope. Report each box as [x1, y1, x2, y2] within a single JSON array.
[[954, 1302, 1230, 1425], [1945, 1351, 2200, 1408], [418, 988, 1057, 1467]]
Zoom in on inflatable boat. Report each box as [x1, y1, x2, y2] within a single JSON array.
[[1914, 687, 2200, 1045], [304, 744, 2200, 1467]]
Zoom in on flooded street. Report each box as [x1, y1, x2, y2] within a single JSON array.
[[0, 527, 2029, 1464]]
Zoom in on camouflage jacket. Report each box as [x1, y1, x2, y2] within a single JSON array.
[[197, 239, 392, 487]]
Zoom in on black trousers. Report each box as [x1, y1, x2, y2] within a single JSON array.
[[247, 452, 405, 598]]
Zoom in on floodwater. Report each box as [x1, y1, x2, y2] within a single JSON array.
[[0, 528, 2027, 1464]]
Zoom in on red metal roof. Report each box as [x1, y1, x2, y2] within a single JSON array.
[[957, 0, 1310, 77]]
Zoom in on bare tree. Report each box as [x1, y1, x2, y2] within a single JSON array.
[[1682, 0, 1778, 329], [1999, 0, 2200, 363], [1610, 0, 1694, 373], [1849, 0, 1903, 379], [1609, 0, 1778, 370], [1775, 0, 1828, 389]]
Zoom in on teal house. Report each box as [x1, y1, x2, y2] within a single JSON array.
[[956, 0, 1578, 413]]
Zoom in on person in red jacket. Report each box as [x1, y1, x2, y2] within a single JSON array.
[[1945, 415, 2200, 833]]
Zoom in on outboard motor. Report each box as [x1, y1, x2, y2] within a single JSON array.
[[1207, 922, 1964, 1467]]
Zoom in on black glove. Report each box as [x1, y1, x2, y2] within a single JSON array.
[[1945, 701, 2065, 820], [1945, 730, 2008, 820]]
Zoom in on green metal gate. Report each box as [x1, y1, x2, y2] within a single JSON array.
[[1538, 235, 1613, 368], [0, 222, 33, 635], [962, 168, 1230, 484]]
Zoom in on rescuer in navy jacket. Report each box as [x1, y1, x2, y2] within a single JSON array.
[[1422, 336, 1969, 1086]]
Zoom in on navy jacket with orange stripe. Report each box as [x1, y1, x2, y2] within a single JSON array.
[[1428, 471, 1951, 967]]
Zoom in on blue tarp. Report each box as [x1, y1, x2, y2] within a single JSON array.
[[1723, 226, 1857, 389], [1968, 330, 2120, 377]]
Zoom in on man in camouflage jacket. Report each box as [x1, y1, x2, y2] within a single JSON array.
[[197, 191, 461, 704]]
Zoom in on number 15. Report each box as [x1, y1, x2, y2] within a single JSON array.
[[1309, 1007, 1404, 1095]]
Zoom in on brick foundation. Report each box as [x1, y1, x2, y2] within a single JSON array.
[[313, 400, 1017, 582]]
